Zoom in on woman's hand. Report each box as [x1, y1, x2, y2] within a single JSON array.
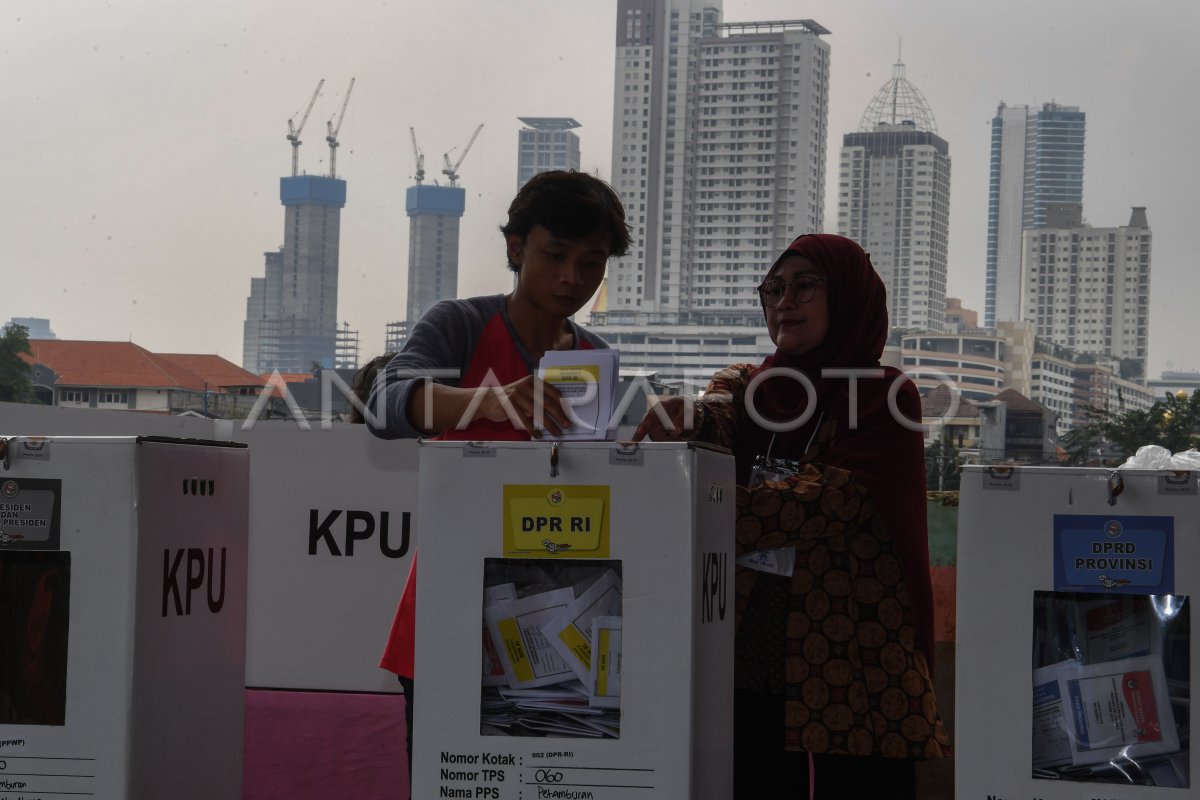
[[632, 395, 694, 441]]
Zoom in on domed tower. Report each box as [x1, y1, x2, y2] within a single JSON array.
[[837, 56, 951, 334], [858, 59, 939, 134]]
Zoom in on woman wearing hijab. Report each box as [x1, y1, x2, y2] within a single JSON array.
[[635, 234, 948, 798]]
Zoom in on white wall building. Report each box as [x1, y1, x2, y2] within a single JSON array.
[[605, 0, 829, 327], [900, 321, 1153, 434], [516, 117, 582, 190], [1021, 206, 1151, 378]]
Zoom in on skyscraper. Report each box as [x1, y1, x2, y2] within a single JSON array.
[[403, 184, 465, 327], [985, 101, 1085, 327], [837, 60, 950, 332], [605, 0, 830, 327], [242, 249, 281, 374], [516, 117, 582, 189], [243, 175, 347, 373], [1020, 205, 1151, 378]]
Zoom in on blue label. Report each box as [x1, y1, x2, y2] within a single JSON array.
[[1053, 515, 1173, 594], [1066, 679, 1091, 748], [1033, 679, 1061, 707]]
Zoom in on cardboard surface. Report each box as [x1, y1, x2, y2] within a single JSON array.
[[0, 405, 419, 693], [412, 441, 735, 800], [957, 466, 1197, 799], [232, 424, 417, 693], [0, 435, 249, 799]]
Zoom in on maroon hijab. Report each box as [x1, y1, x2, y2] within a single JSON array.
[[740, 234, 935, 662]]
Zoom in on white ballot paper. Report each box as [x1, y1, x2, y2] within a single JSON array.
[[482, 582, 518, 686], [541, 569, 623, 682], [536, 348, 619, 440], [1073, 594, 1156, 664], [588, 616, 623, 709], [484, 587, 576, 689], [1032, 654, 1179, 770]]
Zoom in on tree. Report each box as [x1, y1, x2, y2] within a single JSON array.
[[924, 435, 961, 491], [1062, 389, 1200, 464], [0, 324, 34, 403]]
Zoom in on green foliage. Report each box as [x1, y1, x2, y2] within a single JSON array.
[[924, 436, 961, 490], [1062, 389, 1200, 464], [0, 324, 34, 403]]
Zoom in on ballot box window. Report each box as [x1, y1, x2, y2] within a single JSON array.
[[481, 558, 622, 738], [1031, 591, 1189, 787], [0, 551, 71, 726]]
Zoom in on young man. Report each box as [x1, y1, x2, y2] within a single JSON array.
[[367, 169, 630, 780]]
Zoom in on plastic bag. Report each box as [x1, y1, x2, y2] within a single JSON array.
[[1119, 445, 1200, 470], [1169, 448, 1200, 470]]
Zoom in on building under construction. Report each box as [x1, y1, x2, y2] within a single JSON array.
[[244, 79, 355, 374], [387, 126, 481, 348]]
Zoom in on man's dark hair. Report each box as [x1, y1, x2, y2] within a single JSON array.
[[347, 352, 396, 424], [499, 170, 631, 272]]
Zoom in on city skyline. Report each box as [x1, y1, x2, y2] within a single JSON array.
[[2, 0, 1196, 378]]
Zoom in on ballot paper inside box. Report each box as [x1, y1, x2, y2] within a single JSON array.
[[413, 441, 735, 800], [0, 435, 248, 800]]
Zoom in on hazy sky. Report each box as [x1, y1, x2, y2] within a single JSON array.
[[3, 0, 1196, 378]]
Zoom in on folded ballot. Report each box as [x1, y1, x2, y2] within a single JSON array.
[[536, 348, 619, 440]]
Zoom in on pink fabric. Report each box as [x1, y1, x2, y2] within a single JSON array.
[[243, 689, 409, 800]]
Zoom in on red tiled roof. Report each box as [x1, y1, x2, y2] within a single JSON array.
[[158, 354, 265, 389], [22, 341, 265, 393], [922, 384, 980, 419], [992, 388, 1044, 412], [24, 340, 207, 390]]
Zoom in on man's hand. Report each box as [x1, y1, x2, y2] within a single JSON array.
[[477, 375, 572, 437]]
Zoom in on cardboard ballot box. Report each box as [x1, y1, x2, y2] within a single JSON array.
[[231, 424, 418, 693], [0, 435, 249, 799], [0, 404, 419, 694], [957, 467, 1197, 799], [412, 441, 735, 800]]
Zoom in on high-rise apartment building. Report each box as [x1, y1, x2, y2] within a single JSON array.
[[517, 117, 582, 189], [244, 175, 347, 373], [605, 0, 830, 327], [837, 60, 950, 332], [985, 101, 1086, 327], [1020, 206, 1151, 378]]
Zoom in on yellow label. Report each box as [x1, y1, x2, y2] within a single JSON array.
[[543, 364, 600, 384], [596, 629, 611, 696], [496, 617, 534, 683], [503, 485, 610, 558], [557, 624, 592, 670]]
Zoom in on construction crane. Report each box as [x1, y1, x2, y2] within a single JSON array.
[[286, 79, 325, 177], [409, 127, 425, 184], [325, 77, 356, 179], [441, 123, 484, 187]]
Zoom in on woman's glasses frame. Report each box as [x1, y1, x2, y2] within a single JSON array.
[[756, 275, 828, 307]]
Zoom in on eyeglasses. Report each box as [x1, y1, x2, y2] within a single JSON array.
[[756, 275, 828, 307]]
